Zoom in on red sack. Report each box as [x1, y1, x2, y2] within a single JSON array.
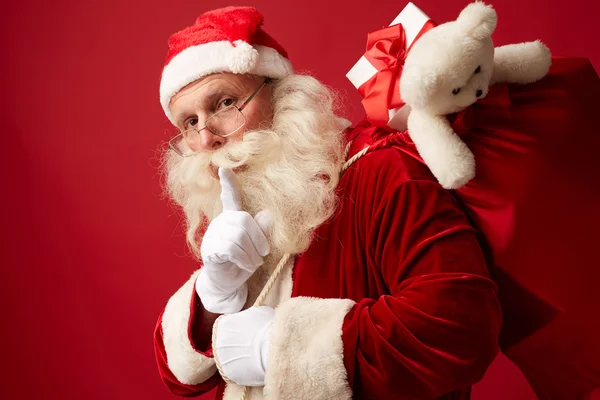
[[369, 57, 600, 398]]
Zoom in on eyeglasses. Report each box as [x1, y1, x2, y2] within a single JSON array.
[[168, 78, 271, 157]]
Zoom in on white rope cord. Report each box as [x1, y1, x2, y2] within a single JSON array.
[[343, 140, 353, 161], [213, 253, 293, 388], [230, 140, 371, 400], [341, 145, 370, 174]]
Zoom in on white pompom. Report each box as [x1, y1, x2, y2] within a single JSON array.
[[228, 40, 259, 74]]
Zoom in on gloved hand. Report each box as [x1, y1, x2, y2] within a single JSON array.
[[214, 306, 274, 386], [196, 167, 271, 314]]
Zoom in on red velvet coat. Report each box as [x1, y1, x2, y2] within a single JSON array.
[[154, 125, 502, 399]]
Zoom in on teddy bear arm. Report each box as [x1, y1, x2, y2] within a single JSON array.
[[491, 41, 552, 85], [407, 111, 475, 189]]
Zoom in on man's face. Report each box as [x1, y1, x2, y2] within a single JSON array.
[[169, 73, 274, 153], [163, 74, 348, 256]]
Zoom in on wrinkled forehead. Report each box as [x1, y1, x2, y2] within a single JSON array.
[[170, 74, 239, 104]]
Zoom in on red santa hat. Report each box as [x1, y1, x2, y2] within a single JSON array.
[[160, 6, 294, 123]]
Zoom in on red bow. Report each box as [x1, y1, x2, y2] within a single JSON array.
[[358, 20, 436, 127]]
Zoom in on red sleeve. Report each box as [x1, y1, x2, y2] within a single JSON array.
[[341, 178, 502, 399], [153, 275, 222, 397]]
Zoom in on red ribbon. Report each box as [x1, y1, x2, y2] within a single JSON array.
[[358, 20, 436, 127]]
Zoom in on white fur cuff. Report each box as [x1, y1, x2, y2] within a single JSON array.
[[161, 269, 217, 385], [263, 297, 356, 400]]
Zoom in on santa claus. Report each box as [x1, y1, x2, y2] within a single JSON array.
[[154, 6, 502, 400]]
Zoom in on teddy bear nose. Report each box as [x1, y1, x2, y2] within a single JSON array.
[[476, 89, 483, 97]]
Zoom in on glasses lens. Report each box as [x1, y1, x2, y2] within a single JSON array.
[[206, 106, 246, 137], [169, 133, 196, 157]]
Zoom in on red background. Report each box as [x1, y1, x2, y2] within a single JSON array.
[[1, 0, 598, 399]]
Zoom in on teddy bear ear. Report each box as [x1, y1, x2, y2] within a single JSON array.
[[457, 1, 497, 40]]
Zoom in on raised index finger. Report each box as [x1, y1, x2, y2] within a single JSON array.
[[219, 167, 242, 212]]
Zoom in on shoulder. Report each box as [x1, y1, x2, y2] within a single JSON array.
[[338, 126, 457, 222], [351, 147, 434, 185], [342, 124, 438, 190]]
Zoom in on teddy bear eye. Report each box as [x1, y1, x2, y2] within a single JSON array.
[[452, 88, 461, 95], [474, 66, 481, 74]]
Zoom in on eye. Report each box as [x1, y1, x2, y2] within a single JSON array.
[[184, 118, 198, 129], [218, 97, 236, 109], [452, 88, 461, 95], [474, 66, 481, 74]]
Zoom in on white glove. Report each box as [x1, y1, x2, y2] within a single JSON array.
[[214, 306, 274, 386], [196, 167, 271, 314]]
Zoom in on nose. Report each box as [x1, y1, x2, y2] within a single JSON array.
[[476, 89, 483, 98], [186, 128, 224, 152]]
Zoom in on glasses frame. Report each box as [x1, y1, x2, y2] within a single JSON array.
[[168, 78, 272, 157]]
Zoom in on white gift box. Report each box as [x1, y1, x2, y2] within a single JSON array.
[[346, 2, 432, 132]]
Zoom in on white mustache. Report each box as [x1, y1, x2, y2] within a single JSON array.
[[209, 130, 280, 170]]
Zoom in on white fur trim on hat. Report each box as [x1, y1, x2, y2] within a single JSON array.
[[160, 42, 294, 124]]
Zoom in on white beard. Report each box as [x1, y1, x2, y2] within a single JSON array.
[[161, 74, 350, 258]]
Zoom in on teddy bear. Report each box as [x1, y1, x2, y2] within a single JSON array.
[[399, 1, 552, 189]]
